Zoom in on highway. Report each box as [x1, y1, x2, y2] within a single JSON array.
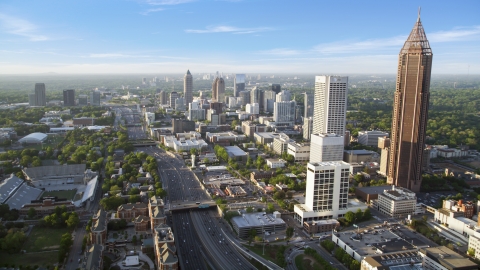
[[139, 146, 259, 269]]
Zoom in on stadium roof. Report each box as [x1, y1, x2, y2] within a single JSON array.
[[6, 183, 43, 209], [18, 132, 48, 143], [0, 174, 24, 204], [81, 176, 98, 203]]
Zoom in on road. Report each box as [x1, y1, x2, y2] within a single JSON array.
[[139, 146, 259, 269], [65, 224, 88, 270]]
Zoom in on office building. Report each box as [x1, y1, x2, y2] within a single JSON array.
[[312, 76, 348, 136], [78, 95, 88, 106], [387, 14, 432, 192], [310, 133, 344, 163], [234, 74, 245, 97], [263, 90, 276, 113], [34, 83, 46, 106], [374, 186, 416, 218], [169, 92, 179, 108], [272, 133, 292, 155], [287, 142, 310, 162], [273, 100, 296, 126], [184, 70, 193, 106], [250, 87, 264, 111], [188, 100, 205, 121], [419, 246, 477, 270], [303, 117, 313, 140], [172, 119, 195, 135], [304, 92, 314, 118], [159, 90, 167, 105], [378, 137, 390, 176], [294, 161, 352, 223], [28, 93, 36, 106], [210, 102, 223, 114], [246, 103, 259, 114], [270, 84, 281, 94], [217, 77, 225, 103], [175, 97, 186, 111], [90, 91, 101, 106], [276, 90, 291, 102], [239, 91, 250, 107], [63, 89, 75, 106], [358, 130, 389, 147]]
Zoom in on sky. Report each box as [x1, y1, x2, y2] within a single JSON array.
[[0, 0, 479, 74]]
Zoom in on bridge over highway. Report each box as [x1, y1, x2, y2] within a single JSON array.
[[167, 201, 217, 212]]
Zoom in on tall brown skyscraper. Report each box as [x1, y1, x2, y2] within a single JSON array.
[[387, 13, 432, 192]]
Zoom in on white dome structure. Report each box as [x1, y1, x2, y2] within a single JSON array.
[[18, 132, 48, 144]]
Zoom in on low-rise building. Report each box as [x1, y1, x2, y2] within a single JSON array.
[[134, 215, 150, 232], [272, 133, 292, 155], [153, 224, 178, 270], [225, 146, 248, 161], [163, 136, 208, 152], [287, 142, 310, 162], [303, 219, 339, 234], [250, 171, 275, 183], [117, 202, 148, 219], [231, 212, 287, 239], [419, 246, 477, 270], [205, 132, 247, 146], [81, 244, 103, 270], [374, 186, 416, 218], [90, 209, 108, 245], [343, 149, 379, 164], [225, 186, 247, 197], [357, 130, 389, 147], [266, 158, 287, 168]]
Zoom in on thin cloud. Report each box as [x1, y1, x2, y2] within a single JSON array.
[[144, 0, 195, 5], [185, 25, 272, 34], [140, 8, 164, 15], [314, 36, 405, 54], [258, 48, 302, 56], [89, 53, 139, 58], [429, 26, 480, 42], [0, 13, 48, 41]]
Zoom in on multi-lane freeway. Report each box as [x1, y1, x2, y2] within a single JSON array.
[[139, 146, 261, 269]]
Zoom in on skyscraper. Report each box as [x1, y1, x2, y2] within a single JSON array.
[[250, 87, 264, 111], [387, 14, 432, 192], [159, 90, 167, 105], [90, 91, 101, 106], [34, 83, 46, 106], [270, 84, 281, 94], [170, 91, 179, 109], [312, 76, 348, 136], [304, 92, 314, 118], [211, 77, 218, 101], [184, 70, 193, 106], [63, 89, 75, 106], [234, 74, 245, 97], [216, 77, 225, 104], [263, 90, 276, 113], [273, 100, 296, 125]]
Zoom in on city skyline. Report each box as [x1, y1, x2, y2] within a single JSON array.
[[0, 1, 479, 74]]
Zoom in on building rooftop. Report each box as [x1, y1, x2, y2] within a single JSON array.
[[225, 146, 247, 157], [0, 174, 24, 204], [419, 246, 477, 269], [231, 212, 286, 228], [6, 182, 42, 209], [344, 149, 376, 155], [357, 185, 392, 195]]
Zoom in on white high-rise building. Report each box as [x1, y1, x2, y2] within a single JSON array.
[[294, 161, 357, 224], [276, 90, 291, 102], [309, 133, 344, 163], [303, 117, 313, 140], [246, 103, 259, 114], [188, 100, 205, 121], [312, 76, 348, 136], [273, 100, 296, 126]]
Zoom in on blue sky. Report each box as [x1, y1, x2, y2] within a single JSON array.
[[0, 0, 479, 74]]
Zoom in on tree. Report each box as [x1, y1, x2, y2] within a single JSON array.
[[27, 207, 37, 219], [100, 196, 125, 211], [246, 207, 254, 213], [468, 247, 475, 256], [266, 203, 275, 213], [344, 211, 355, 224], [132, 235, 137, 245], [286, 227, 294, 238], [190, 148, 197, 155], [273, 190, 286, 200], [65, 212, 80, 229], [129, 195, 140, 203], [286, 191, 293, 199], [363, 208, 372, 221]]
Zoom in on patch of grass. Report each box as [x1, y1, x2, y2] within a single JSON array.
[[23, 226, 71, 252], [0, 250, 58, 268], [244, 243, 288, 266], [41, 189, 77, 200], [295, 254, 323, 270]]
